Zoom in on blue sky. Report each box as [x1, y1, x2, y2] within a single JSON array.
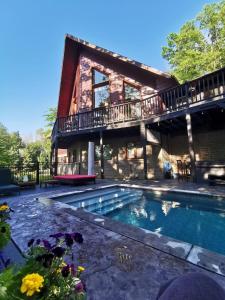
[[0, 0, 215, 139]]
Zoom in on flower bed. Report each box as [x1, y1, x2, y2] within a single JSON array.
[[0, 231, 86, 299]]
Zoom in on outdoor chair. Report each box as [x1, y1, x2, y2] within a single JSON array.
[[177, 160, 191, 181], [0, 168, 20, 195]]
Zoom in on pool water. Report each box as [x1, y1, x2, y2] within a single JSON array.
[[54, 187, 225, 255]]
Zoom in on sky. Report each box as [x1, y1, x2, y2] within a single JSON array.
[[0, 0, 216, 140]]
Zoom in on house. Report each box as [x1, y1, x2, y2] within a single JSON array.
[[51, 34, 225, 181]]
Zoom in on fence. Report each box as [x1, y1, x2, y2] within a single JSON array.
[[0, 162, 82, 185]]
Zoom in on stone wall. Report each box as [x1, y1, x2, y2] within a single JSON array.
[[69, 51, 157, 114], [168, 128, 225, 173]]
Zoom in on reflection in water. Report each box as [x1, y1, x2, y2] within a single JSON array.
[[107, 189, 225, 256], [161, 201, 180, 216]]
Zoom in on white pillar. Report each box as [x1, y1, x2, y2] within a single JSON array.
[[88, 142, 95, 175]]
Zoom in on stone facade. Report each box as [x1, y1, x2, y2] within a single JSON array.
[[69, 51, 157, 114]]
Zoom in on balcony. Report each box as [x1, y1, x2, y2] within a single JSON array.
[[52, 67, 225, 141]]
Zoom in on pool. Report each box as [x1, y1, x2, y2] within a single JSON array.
[[53, 186, 225, 256]]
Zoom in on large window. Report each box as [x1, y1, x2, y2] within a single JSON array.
[[124, 83, 140, 101], [92, 69, 110, 107]]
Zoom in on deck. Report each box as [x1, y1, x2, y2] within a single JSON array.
[[52, 67, 225, 142]]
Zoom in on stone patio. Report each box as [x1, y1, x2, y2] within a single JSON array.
[[2, 179, 225, 300]]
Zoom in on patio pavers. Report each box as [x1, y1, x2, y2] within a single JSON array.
[[2, 179, 225, 299]]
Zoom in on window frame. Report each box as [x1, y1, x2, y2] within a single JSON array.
[[123, 81, 141, 102], [92, 68, 110, 108]]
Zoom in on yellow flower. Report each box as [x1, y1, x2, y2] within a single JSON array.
[[77, 266, 85, 272], [20, 273, 44, 297], [0, 205, 9, 211]]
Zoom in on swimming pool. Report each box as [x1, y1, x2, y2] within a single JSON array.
[[53, 186, 225, 256]]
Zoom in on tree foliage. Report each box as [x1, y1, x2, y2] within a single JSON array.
[[0, 107, 57, 166], [0, 124, 24, 166], [162, 0, 225, 82]]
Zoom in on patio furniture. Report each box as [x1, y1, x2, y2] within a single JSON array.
[[0, 168, 20, 195], [208, 174, 225, 186], [177, 160, 191, 181], [53, 174, 96, 185], [17, 181, 36, 189], [40, 179, 60, 188]]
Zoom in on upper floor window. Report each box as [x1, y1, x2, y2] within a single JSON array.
[[93, 69, 109, 85], [92, 69, 110, 107], [124, 83, 140, 101]]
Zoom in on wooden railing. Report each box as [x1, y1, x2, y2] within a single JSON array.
[[52, 67, 225, 139]]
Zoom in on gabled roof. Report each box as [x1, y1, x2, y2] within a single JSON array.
[[57, 34, 177, 117], [66, 34, 171, 79]]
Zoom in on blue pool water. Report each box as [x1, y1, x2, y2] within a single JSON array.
[[54, 187, 225, 255]]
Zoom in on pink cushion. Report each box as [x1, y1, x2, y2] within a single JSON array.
[[53, 175, 96, 180]]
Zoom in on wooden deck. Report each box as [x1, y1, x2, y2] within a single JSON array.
[[52, 67, 225, 142]]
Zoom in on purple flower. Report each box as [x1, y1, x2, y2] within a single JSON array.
[[70, 263, 76, 276], [42, 240, 52, 250], [49, 233, 64, 239], [27, 238, 34, 247], [52, 246, 65, 258], [72, 233, 83, 244], [36, 253, 54, 268], [65, 233, 74, 247], [61, 264, 70, 277], [75, 281, 84, 293], [36, 239, 41, 245]]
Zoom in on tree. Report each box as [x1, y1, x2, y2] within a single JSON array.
[[162, 0, 225, 82], [0, 123, 24, 166]]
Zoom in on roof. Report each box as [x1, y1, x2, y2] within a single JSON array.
[[57, 34, 176, 117], [66, 34, 172, 79]]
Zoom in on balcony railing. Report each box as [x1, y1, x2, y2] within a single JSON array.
[[52, 67, 225, 139]]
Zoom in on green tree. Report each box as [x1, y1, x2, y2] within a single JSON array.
[[162, 0, 225, 82], [0, 123, 24, 166]]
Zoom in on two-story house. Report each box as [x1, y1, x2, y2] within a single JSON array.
[[51, 34, 225, 181]]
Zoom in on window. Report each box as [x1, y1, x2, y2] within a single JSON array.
[[93, 70, 108, 84], [93, 85, 109, 107], [127, 142, 137, 159], [92, 69, 110, 107], [126, 142, 143, 159], [95, 144, 113, 160], [124, 83, 140, 101]]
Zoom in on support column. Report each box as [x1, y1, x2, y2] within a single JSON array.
[[88, 142, 95, 175], [50, 146, 54, 176], [186, 112, 196, 182], [140, 122, 148, 180], [100, 131, 104, 179], [54, 141, 58, 176]]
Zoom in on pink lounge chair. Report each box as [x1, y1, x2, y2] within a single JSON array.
[[53, 174, 96, 185]]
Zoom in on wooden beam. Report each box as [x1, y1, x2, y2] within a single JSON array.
[[140, 122, 148, 179], [100, 131, 104, 179], [54, 140, 58, 176], [50, 146, 54, 176], [185, 113, 196, 182]]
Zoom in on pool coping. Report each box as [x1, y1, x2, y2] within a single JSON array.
[[40, 183, 225, 277]]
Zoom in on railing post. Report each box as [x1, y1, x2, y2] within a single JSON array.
[[185, 112, 197, 182], [36, 161, 40, 185], [100, 130, 104, 179], [140, 122, 148, 180]]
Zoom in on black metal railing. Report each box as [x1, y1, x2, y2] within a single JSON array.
[[0, 162, 83, 185], [52, 67, 225, 138]]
